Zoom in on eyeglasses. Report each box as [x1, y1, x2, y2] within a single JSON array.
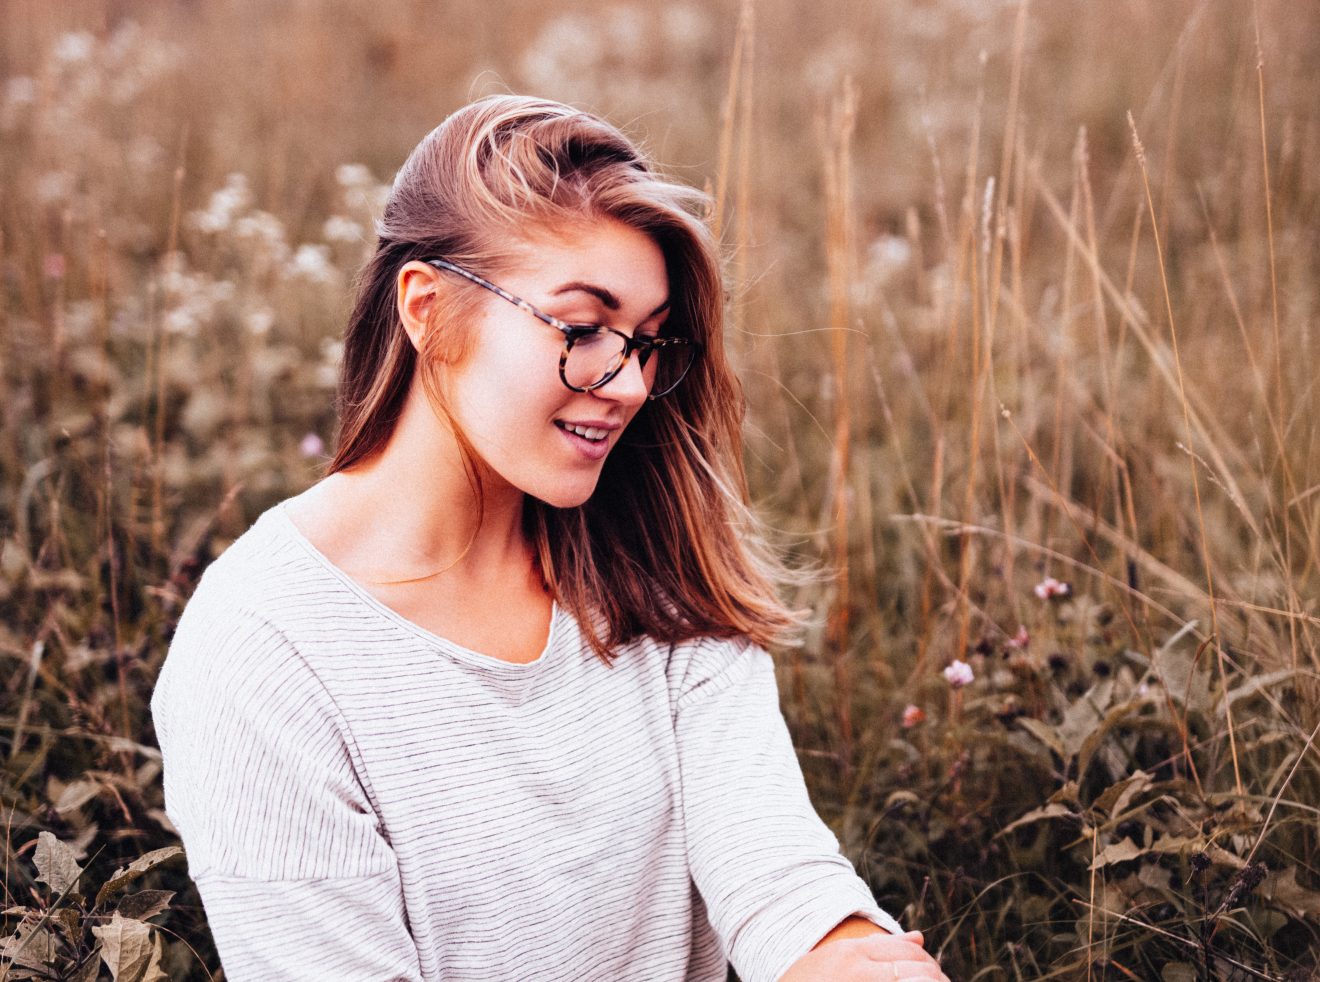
[[423, 258, 698, 399]]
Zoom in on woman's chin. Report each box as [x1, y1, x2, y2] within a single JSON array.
[[528, 478, 600, 511]]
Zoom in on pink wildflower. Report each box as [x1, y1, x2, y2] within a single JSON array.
[[943, 659, 974, 689], [299, 432, 325, 458], [901, 704, 926, 728], [1033, 576, 1072, 600], [1005, 625, 1030, 650], [43, 253, 66, 279]]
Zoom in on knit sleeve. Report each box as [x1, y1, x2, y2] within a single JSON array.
[[670, 638, 904, 982], [151, 600, 422, 982]]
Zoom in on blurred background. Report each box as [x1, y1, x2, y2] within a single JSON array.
[[2, 0, 1319, 978]]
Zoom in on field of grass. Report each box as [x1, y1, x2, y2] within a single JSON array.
[[1, 0, 1318, 978]]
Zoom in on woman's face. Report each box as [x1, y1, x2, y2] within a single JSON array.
[[434, 217, 671, 509]]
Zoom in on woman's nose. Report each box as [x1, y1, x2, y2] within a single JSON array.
[[594, 353, 651, 405]]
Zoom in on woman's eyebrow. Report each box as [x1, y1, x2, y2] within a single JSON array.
[[552, 282, 670, 317]]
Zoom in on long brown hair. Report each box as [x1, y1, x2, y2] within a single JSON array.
[[329, 95, 801, 659]]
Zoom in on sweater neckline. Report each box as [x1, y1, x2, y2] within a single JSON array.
[[268, 497, 563, 673]]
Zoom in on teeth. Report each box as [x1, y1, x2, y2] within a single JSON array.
[[563, 423, 607, 441]]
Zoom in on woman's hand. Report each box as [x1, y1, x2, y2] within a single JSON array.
[[779, 930, 951, 982]]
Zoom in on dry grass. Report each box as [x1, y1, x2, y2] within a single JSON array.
[[1, 0, 1318, 977]]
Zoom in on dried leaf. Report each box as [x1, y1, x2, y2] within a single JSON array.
[[33, 831, 84, 896], [997, 802, 1077, 837], [1153, 627, 1213, 714], [1222, 668, 1297, 709], [1144, 834, 1247, 869], [1089, 836, 1143, 869], [93, 911, 167, 982], [1138, 861, 1174, 892], [1015, 717, 1065, 760], [883, 790, 922, 809], [0, 918, 58, 971], [1161, 962, 1196, 982], [116, 890, 175, 922], [95, 846, 183, 908], [68, 949, 104, 982], [1091, 770, 1153, 818], [1076, 697, 1141, 781], [1059, 679, 1114, 760], [50, 906, 81, 942], [52, 779, 102, 816], [1261, 867, 1320, 921]]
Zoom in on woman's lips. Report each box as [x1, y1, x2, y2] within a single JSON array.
[[554, 420, 613, 461]]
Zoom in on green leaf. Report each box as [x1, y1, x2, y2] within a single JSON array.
[[94, 847, 183, 909], [33, 831, 83, 897]]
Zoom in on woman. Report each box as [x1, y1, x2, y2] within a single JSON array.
[[152, 95, 949, 982]]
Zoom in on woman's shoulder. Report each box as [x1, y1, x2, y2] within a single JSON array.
[[161, 499, 341, 675], [181, 496, 341, 619], [659, 632, 769, 708]]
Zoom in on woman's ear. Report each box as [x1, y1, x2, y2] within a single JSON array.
[[396, 261, 443, 351]]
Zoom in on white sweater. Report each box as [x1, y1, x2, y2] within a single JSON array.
[[151, 498, 901, 981]]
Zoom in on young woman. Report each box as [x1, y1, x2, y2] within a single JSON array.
[[152, 95, 949, 982]]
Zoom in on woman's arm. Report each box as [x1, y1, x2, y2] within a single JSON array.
[[780, 919, 949, 981], [669, 638, 913, 982], [152, 602, 422, 981]]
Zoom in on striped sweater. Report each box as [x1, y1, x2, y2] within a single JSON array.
[[151, 497, 901, 981]]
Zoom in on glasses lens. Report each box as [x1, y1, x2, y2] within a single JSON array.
[[563, 331, 628, 390], [649, 342, 695, 398], [563, 332, 695, 398]]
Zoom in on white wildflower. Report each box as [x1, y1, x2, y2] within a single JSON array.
[[163, 307, 198, 336], [4, 76, 36, 108], [316, 337, 344, 388], [34, 170, 75, 204], [233, 211, 289, 262], [336, 163, 374, 189], [520, 14, 601, 91], [323, 215, 364, 243], [287, 244, 336, 285], [52, 32, 96, 65], [603, 7, 645, 52], [190, 173, 252, 234], [662, 6, 710, 45], [245, 307, 275, 337]]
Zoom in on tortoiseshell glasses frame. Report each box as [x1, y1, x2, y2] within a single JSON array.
[[423, 258, 698, 399]]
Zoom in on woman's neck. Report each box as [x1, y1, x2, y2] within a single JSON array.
[[296, 387, 530, 587]]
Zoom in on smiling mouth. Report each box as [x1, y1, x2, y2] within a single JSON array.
[[554, 421, 610, 442]]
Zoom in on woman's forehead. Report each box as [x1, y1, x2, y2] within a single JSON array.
[[496, 218, 670, 310]]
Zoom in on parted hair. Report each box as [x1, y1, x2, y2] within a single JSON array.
[[329, 94, 802, 659]]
